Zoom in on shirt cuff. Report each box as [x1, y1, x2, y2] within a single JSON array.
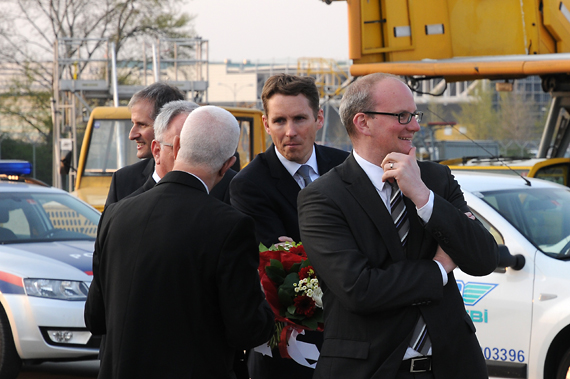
[[434, 260, 448, 286], [416, 190, 434, 223]]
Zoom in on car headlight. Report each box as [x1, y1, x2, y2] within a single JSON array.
[[23, 279, 89, 301]]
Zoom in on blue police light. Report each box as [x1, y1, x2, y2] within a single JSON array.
[[0, 160, 32, 176]]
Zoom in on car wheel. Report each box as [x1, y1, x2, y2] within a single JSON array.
[[557, 347, 570, 379], [0, 308, 21, 379]]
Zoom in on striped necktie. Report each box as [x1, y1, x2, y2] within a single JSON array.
[[389, 181, 431, 356]]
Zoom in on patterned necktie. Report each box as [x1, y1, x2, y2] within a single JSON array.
[[389, 181, 431, 356], [297, 165, 313, 187]]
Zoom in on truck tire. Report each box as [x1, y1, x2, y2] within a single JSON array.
[[557, 348, 570, 379], [0, 308, 21, 379]]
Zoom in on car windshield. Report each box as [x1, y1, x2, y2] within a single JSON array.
[[0, 192, 100, 244], [479, 187, 570, 259]]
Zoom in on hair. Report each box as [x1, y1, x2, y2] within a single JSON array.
[[177, 106, 240, 173], [261, 74, 320, 118], [128, 82, 185, 121], [339, 73, 404, 137], [154, 100, 199, 141]]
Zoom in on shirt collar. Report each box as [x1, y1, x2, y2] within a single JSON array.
[[152, 170, 161, 183], [274, 145, 319, 177], [353, 149, 389, 192]]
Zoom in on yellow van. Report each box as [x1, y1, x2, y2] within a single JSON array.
[[73, 106, 266, 211]]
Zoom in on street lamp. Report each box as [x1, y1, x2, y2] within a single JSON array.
[[217, 82, 253, 106]]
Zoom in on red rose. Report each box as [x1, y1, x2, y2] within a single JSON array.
[[294, 295, 316, 318]]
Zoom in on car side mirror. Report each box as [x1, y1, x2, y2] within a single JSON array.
[[496, 244, 525, 271]]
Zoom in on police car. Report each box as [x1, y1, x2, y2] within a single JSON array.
[[453, 171, 570, 379], [0, 160, 100, 378]]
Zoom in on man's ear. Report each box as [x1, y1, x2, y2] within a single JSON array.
[[172, 135, 181, 160], [219, 156, 237, 177], [353, 113, 371, 136], [262, 114, 271, 135], [151, 140, 161, 163]]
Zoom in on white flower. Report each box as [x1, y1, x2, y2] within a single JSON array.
[[312, 287, 323, 308]]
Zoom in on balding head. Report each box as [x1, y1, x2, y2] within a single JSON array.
[[176, 106, 240, 175]]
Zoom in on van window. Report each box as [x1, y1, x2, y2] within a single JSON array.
[[479, 188, 570, 259]]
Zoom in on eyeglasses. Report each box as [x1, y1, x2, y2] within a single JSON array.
[[158, 141, 173, 148], [363, 110, 423, 124]]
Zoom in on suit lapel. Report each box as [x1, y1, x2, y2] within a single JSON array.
[[315, 144, 333, 175], [340, 155, 406, 262], [265, 145, 300, 208]]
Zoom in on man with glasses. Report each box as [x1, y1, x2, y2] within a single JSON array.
[[297, 73, 499, 379]]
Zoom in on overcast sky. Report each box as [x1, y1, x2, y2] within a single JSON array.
[[183, 0, 349, 63]]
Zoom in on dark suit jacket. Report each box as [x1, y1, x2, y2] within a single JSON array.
[[85, 171, 274, 379], [298, 154, 499, 379], [128, 168, 236, 204], [230, 144, 348, 247], [105, 158, 154, 207]]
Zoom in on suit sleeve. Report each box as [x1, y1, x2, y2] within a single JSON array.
[[298, 184, 444, 314], [216, 214, 275, 348], [424, 165, 499, 276], [230, 174, 288, 247]]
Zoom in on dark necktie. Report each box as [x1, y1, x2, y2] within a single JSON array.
[[389, 181, 431, 356], [297, 165, 313, 187]]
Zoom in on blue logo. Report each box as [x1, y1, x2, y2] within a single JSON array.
[[456, 281, 497, 306]]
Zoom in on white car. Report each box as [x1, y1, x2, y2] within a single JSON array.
[[453, 171, 570, 379], [0, 160, 100, 379]]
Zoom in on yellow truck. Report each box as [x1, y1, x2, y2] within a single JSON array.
[[73, 106, 266, 212]]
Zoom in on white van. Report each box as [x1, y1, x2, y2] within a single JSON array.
[[454, 171, 570, 379]]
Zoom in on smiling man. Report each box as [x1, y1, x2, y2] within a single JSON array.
[[297, 73, 498, 379], [229, 74, 348, 378], [104, 82, 185, 207]]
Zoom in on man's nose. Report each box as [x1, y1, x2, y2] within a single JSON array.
[[128, 125, 139, 140], [408, 118, 421, 132], [284, 121, 298, 137]]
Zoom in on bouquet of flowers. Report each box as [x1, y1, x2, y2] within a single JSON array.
[[258, 242, 324, 357]]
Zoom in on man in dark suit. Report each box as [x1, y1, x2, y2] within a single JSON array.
[[104, 82, 185, 207], [85, 105, 274, 379], [297, 73, 499, 379], [129, 100, 236, 203], [230, 74, 348, 377]]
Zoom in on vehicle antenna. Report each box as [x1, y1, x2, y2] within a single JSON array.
[[424, 107, 532, 186]]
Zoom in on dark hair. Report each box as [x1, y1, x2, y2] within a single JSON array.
[[261, 74, 320, 118], [128, 82, 185, 120]]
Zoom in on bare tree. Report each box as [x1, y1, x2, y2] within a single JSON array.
[[0, 0, 194, 139]]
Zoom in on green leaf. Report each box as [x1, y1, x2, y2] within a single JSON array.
[[290, 262, 301, 273], [278, 287, 294, 307], [281, 273, 300, 296], [287, 305, 301, 318], [266, 265, 286, 285], [302, 317, 318, 330], [300, 259, 312, 269], [259, 242, 269, 252], [269, 259, 284, 270]]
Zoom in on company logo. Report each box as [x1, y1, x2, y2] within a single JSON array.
[[456, 281, 498, 306]]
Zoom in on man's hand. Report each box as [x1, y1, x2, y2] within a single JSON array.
[[434, 245, 457, 273], [381, 147, 430, 208], [274, 236, 294, 247]]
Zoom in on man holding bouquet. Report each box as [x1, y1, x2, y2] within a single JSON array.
[[230, 74, 348, 378]]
